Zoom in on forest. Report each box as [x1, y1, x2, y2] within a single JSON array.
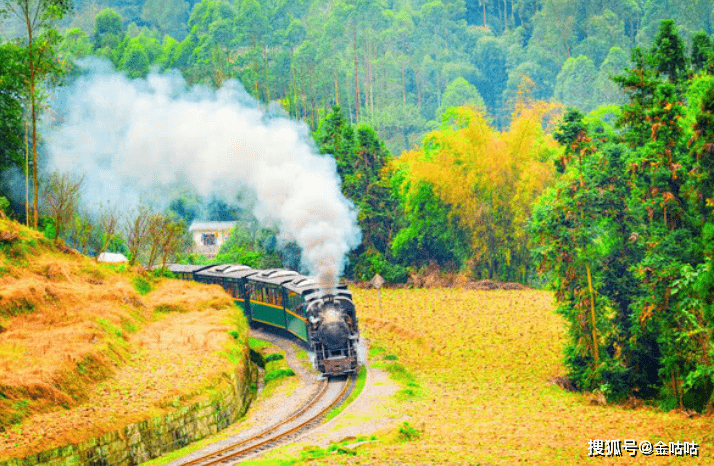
[[3, 0, 714, 409]]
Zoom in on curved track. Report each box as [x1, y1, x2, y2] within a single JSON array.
[[177, 376, 353, 465], [165, 330, 356, 466]]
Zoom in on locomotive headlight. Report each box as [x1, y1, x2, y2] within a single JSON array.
[[322, 307, 340, 324]]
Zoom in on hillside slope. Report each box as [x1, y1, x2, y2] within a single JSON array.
[[0, 218, 249, 460]]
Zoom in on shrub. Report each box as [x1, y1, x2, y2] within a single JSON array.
[[264, 368, 295, 383], [398, 421, 420, 441], [264, 353, 284, 363], [0, 196, 9, 217], [250, 349, 265, 368], [132, 276, 152, 295]]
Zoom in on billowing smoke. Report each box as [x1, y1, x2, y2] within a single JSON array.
[[47, 60, 361, 288]]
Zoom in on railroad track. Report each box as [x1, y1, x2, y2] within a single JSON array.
[[177, 374, 355, 465]]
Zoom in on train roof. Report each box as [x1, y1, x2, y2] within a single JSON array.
[[195, 263, 260, 279], [249, 268, 306, 286], [166, 264, 214, 273], [166, 263, 352, 298]]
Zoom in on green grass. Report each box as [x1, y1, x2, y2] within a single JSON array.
[[264, 353, 284, 363], [248, 338, 272, 351], [323, 365, 367, 422], [263, 368, 295, 383], [241, 435, 378, 466], [369, 358, 422, 401], [132, 276, 153, 295]]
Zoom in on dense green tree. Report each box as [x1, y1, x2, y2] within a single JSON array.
[[215, 225, 283, 269], [591, 46, 628, 108], [179, 0, 238, 86], [59, 28, 92, 60], [93, 8, 124, 50], [390, 180, 470, 270], [120, 38, 151, 78], [572, 9, 627, 67], [141, 0, 189, 40], [471, 34, 508, 119], [553, 55, 597, 112], [691, 31, 713, 72], [0, 42, 25, 175], [435, 76, 485, 120], [533, 20, 714, 410], [527, 0, 577, 66], [315, 106, 405, 281], [651, 19, 689, 84]]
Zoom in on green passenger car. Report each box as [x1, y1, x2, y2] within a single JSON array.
[[166, 263, 359, 376]]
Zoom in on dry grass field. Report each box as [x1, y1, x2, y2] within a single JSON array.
[[289, 287, 714, 465], [0, 219, 248, 460], [2, 215, 712, 465]]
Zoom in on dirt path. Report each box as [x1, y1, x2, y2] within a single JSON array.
[[295, 365, 402, 447]]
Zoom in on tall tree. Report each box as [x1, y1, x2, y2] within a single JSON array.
[[1, 0, 71, 228], [691, 31, 713, 72], [0, 42, 25, 176], [533, 20, 714, 409]]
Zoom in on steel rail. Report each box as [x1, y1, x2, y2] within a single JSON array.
[[177, 378, 329, 466], [191, 375, 353, 466]]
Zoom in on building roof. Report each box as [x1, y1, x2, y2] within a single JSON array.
[[97, 252, 129, 263], [188, 221, 238, 232]]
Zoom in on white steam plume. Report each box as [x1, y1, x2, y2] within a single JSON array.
[[47, 60, 361, 288]]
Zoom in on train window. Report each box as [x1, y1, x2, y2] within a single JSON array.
[[287, 292, 302, 316], [268, 287, 282, 306]]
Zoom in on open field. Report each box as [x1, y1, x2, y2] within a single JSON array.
[[272, 288, 714, 465]]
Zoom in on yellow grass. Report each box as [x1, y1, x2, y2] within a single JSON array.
[[296, 288, 714, 465], [0, 219, 249, 460]]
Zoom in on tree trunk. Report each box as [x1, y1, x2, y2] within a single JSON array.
[[25, 116, 29, 226], [264, 45, 270, 101], [414, 67, 421, 110], [401, 63, 406, 105], [25, 7, 38, 228], [334, 68, 339, 105], [353, 24, 360, 122], [586, 263, 598, 365], [502, 0, 508, 31]]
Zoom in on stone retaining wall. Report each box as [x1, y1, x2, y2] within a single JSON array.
[[1, 361, 257, 466]]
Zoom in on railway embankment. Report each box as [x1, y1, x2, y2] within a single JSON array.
[[1, 362, 257, 466], [0, 218, 257, 465]]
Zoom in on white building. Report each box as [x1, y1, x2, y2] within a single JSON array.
[[97, 252, 129, 263], [188, 221, 237, 258]]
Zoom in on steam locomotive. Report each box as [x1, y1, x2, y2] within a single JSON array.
[[165, 263, 360, 376]]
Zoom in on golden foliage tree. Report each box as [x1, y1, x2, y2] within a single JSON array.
[[392, 98, 561, 280]]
